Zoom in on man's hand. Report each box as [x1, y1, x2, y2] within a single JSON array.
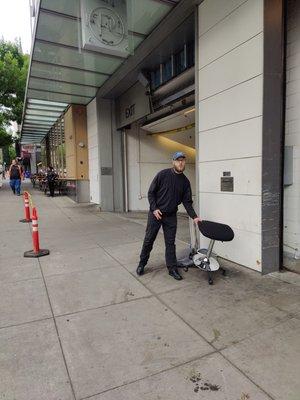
[[153, 209, 162, 220], [193, 217, 202, 224]]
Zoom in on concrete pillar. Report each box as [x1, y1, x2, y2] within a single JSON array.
[[284, 0, 300, 261], [88, 97, 124, 211], [197, 0, 285, 273], [87, 98, 101, 204], [197, 0, 264, 271], [197, 0, 282, 273]]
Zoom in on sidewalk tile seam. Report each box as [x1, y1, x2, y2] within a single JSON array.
[[53, 293, 154, 318], [214, 313, 295, 353], [0, 276, 43, 285], [99, 246, 220, 348], [269, 274, 300, 288], [113, 212, 193, 246], [141, 279, 203, 296], [15, 187, 295, 400], [106, 256, 277, 400], [46, 245, 102, 256], [36, 257, 77, 400], [216, 352, 275, 400], [0, 316, 53, 332], [60, 202, 184, 246], [257, 296, 300, 317], [42, 264, 122, 279], [79, 350, 220, 400]]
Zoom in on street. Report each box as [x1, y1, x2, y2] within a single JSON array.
[[0, 181, 299, 400]]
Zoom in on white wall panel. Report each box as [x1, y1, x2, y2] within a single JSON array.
[[199, 0, 247, 36], [127, 125, 143, 211], [199, 33, 263, 100], [199, 157, 261, 195], [87, 98, 100, 204], [199, 117, 262, 162], [197, 0, 264, 270], [199, 227, 262, 272], [199, 193, 261, 234], [213, 230, 262, 271], [199, 75, 263, 132], [199, 0, 263, 69]]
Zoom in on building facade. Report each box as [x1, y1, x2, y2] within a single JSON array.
[[21, 0, 300, 274]]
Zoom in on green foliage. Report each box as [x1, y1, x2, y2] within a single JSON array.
[[0, 126, 13, 147], [1, 144, 16, 165], [8, 144, 16, 161], [0, 39, 29, 125], [0, 39, 28, 152]]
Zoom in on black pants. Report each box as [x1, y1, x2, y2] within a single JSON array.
[[49, 181, 55, 197], [139, 211, 177, 270]]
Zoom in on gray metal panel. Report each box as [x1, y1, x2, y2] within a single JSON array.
[[261, 0, 285, 274], [284, 146, 293, 186]]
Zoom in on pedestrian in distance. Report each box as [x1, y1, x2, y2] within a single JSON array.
[[46, 166, 57, 197], [137, 151, 201, 280], [8, 159, 23, 195], [0, 163, 3, 188]]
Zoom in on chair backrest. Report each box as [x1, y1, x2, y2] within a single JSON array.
[[198, 220, 234, 242]]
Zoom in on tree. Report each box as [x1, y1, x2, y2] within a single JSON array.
[[0, 39, 29, 125], [0, 38, 29, 160], [0, 126, 13, 147]]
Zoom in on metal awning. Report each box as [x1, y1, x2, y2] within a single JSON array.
[[21, 0, 180, 143], [21, 99, 68, 143]]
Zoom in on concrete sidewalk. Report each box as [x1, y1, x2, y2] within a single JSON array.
[[0, 181, 299, 400]]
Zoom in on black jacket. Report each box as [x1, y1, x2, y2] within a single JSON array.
[[148, 168, 197, 219], [47, 171, 57, 183]]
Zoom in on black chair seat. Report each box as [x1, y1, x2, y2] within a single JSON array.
[[198, 220, 234, 242]]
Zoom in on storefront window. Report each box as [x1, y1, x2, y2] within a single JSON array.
[[40, 141, 47, 168], [46, 117, 65, 177]]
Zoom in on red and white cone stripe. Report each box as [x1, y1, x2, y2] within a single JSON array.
[[23, 192, 31, 221], [31, 208, 40, 254]]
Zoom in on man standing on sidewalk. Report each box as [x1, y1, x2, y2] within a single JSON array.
[[0, 162, 3, 188], [137, 151, 201, 280], [8, 159, 23, 195], [46, 166, 57, 197]]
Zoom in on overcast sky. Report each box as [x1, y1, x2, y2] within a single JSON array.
[[0, 0, 32, 54]]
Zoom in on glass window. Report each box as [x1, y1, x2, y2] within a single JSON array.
[[187, 42, 195, 69], [174, 48, 186, 76], [162, 58, 172, 83], [150, 68, 161, 90], [40, 142, 47, 167], [46, 118, 65, 177], [149, 40, 194, 90]]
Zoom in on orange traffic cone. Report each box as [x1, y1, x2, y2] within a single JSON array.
[[19, 192, 32, 223], [24, 207, 50, 258]]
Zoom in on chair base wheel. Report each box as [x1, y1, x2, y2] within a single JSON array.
[[208, 271, 213, 285]]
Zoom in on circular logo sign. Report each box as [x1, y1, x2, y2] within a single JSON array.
[[89, 6, 125, 47]]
